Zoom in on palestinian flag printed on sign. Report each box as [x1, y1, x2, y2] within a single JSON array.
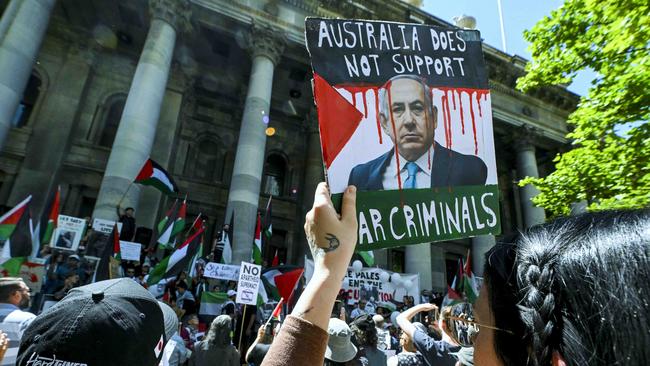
[[0, 196, 33, 275], [147, 227, 205, 286], [135, 158, 179, 195], [305, 18, 501, 250]]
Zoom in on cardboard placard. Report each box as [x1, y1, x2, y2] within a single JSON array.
[[236, 261, 261, 305], [119, 241, 142, 261], [305, 18, 500, 249], [52, 215, 86, 251], [92, 218, 123, 235], [204, 262, 240, 281]]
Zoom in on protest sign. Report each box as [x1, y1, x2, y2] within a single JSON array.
[[340, 267, 419, 306], [204, 262, 240, 281], [92, 218, 122, 235], [1, 261, 46, 294], [119, 241, 142, 261], [52, 215, 86, 251], [236, 261, 261, 305], [305, 18, 500, 249]]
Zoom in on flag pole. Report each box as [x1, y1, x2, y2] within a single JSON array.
[[496, 0, 507, 52], [238, 305, 248, 353], [117, 182, 134, 208]]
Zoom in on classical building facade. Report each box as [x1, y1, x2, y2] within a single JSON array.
[[0, 0, 577, 291]]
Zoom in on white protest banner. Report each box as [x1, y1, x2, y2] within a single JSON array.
[[92, 218, 122, 234], [119, 241, 141, 261], [52, 215, 86, 251], [204, 262, 240, 281], [340, 267, 419, 306], [236, 261, 261, 305]]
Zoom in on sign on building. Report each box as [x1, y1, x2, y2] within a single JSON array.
[[119, 241, 142, 261], [305, 18, 500, 249], [236, 261, 262, 305]]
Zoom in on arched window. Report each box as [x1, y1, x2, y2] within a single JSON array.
[[263, 154, 287, 196], [12, 74, 41, 128], [99, 98, 125, 147]]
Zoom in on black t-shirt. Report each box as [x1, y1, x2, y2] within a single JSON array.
[[247, 343, 271, 365]]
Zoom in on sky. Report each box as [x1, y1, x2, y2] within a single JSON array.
[[421, 0, 592, 96]]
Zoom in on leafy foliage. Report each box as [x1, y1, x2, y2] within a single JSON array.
[[517, 0, 650, 216]]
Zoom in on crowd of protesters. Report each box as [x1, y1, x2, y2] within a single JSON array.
[[0, 182, 648, 366]]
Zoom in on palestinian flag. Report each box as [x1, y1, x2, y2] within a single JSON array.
[[134, 158, 179, 195], [463, 250, 479, 303], [93, 224, 120, 282], [170, 198, 187, 240], [41, 186, 60, 245], [442, 258, 465, 307], [359, 251, 375, 266], [271, 250, 279, 267], [199, 291, 228, 316], [188, 213, 204, 236], [0, 196, 33, 275], [252, 213, 262, 265], [263, 196, 272, 240], [157, 200, 178, 249], [266, 297, 284, 323], [219, 215, 233, 264], [273, 268, 304, 305], [147, 226, 205, 286]]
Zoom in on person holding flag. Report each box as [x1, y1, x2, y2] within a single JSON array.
[[246, 299, 283, 366]]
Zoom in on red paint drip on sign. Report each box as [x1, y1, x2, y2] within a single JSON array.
[[459, 91, 465, 134]]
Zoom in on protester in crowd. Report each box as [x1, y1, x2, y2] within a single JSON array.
[[396, 303, 460, 366], [16, 278, 177, 366], [55, 254, 86, 287], [116, 205, 136, 241], [159, 301, 189, 366], [176, 280, 196, 314], [350, 299, 368, 319], [387, 322, 427, 366], [324, 318, 359, 366], [350, 314, 387, 366], [262, 183, 358, 365], [246, 320, 278, 365], [52, 272, 80, 300], [374, 314, 390, 350], [189, 315, 240, 366], [222, 289, 237, 319], [0, 278, 36, 366], [475, 209, 650, 365], [235, 304, 258, 364], [180, 313, 201, 350], [41, 252, 65, 294]]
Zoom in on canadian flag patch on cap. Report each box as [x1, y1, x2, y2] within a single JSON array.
[[154, 334, 164, 358]]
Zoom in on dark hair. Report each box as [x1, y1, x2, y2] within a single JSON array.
[[177, 281, 188, 290], [350, 314, 378, 348], [484, 209, 650, 366], [0, 278, 24, 302]]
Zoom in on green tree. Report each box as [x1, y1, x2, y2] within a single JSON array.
[[516, 0, 650, 216]]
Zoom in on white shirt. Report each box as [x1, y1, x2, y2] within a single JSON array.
[[382, 150, 433, 190], [0, 303, 36, 366], [350, 307, 367, 319]]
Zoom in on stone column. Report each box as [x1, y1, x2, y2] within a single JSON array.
[[8, 41, 95, 216], [92, 0, 190, 221], [0, 0, 56, 151], [0, 173, 16, 205], [406, 243, 432, 291], [226, 23, 286, 264], [515, 127, 546, 228], [471, 235, 495, 276], [430, 245, 446, 292]]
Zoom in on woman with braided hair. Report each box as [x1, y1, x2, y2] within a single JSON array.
[[474, 209, 650, 365]]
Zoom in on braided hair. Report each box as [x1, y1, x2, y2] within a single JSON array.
[[484, 209, 650, 366]]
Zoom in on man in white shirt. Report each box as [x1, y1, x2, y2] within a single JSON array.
[[350, 299, 368, 320], [348, 75, 487, 191], [0, 278, 36, 366]]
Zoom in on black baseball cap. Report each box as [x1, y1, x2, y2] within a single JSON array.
[[17, 278, 168, 365]]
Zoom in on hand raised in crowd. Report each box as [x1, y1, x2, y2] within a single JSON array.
[[304, 183, 358, 279], [0, 331, 8, 363], [293, 182, 358, 332]]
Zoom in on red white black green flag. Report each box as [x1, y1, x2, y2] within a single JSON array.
[[135, 158, 179, 195]]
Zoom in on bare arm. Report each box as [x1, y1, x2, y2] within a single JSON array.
[[396, 303, 437, 338]]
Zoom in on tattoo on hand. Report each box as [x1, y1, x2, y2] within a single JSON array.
[[323, 233, 340, 252]]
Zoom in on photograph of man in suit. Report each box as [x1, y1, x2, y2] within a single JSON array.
[[348, 75, 487, 191]]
